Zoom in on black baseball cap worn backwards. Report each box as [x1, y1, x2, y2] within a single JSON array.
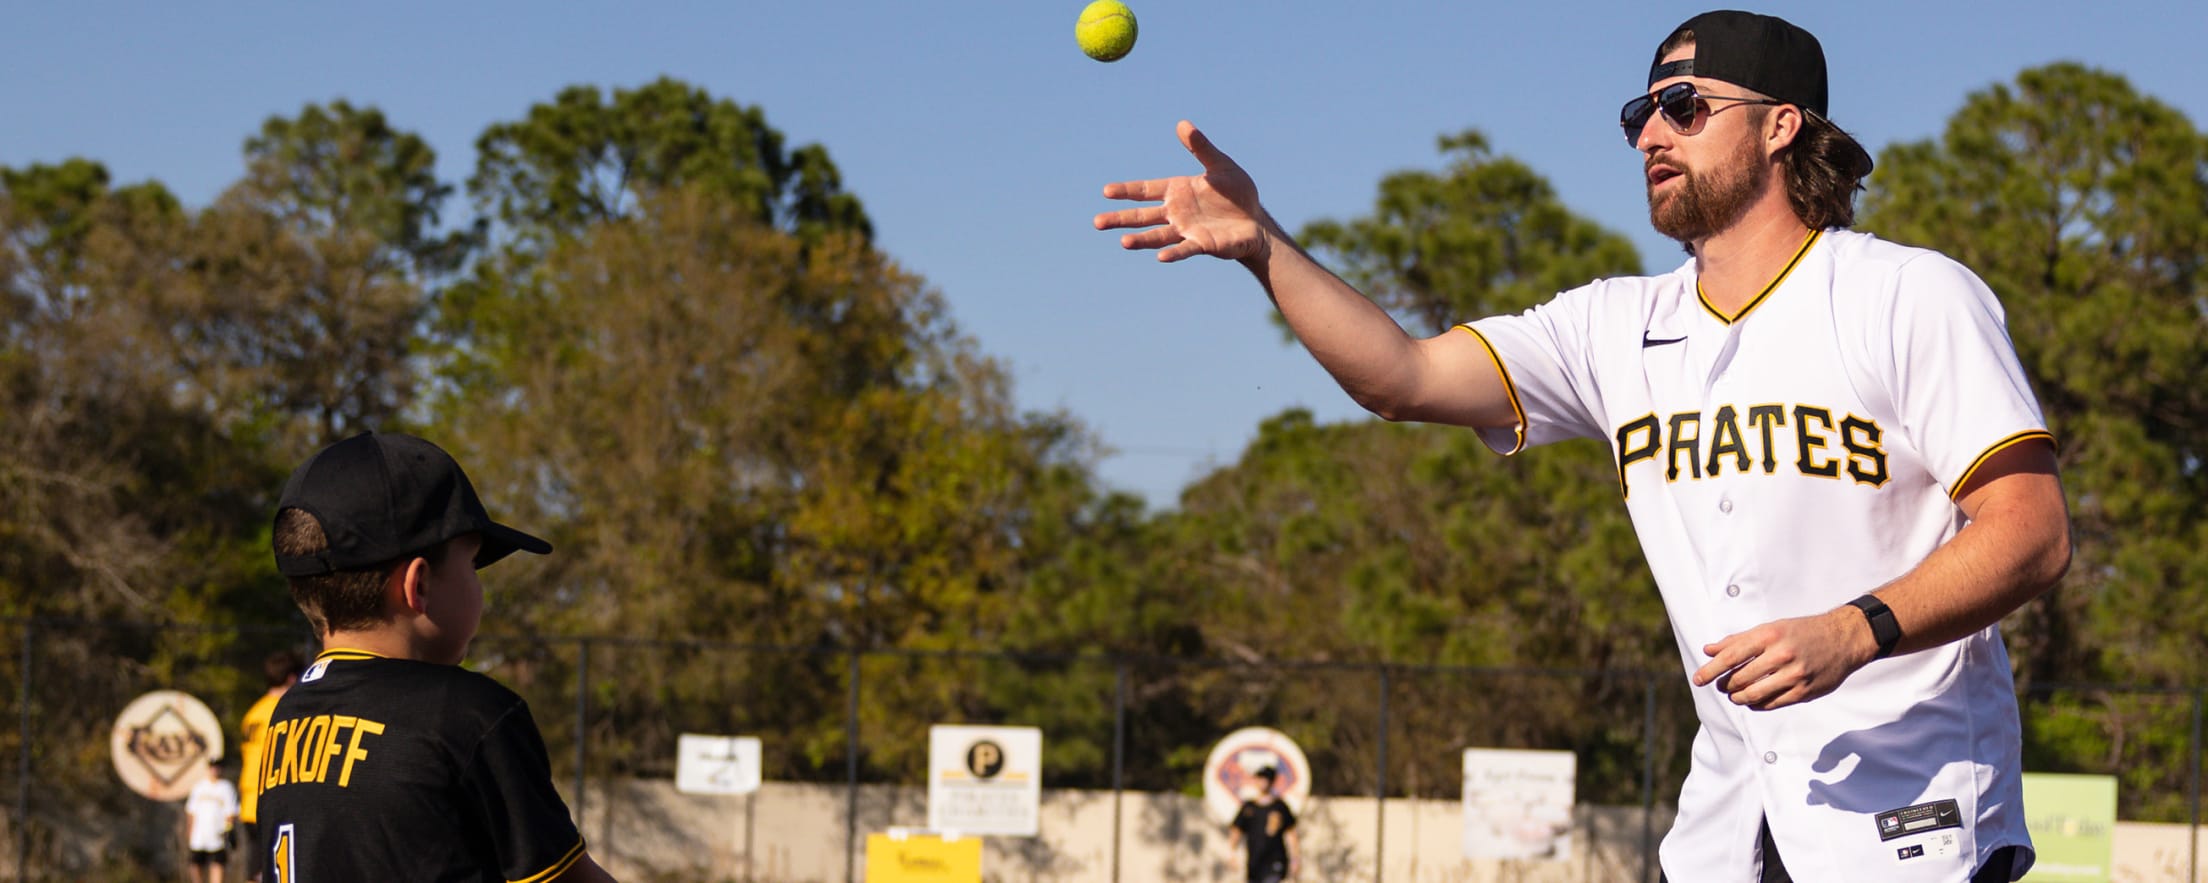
[[1649, 10, 1874, 173], [274, 432, 551, 577]]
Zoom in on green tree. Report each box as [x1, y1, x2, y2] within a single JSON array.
[[1297, 131, 1646, 331], [1861, 62, 2208, 820], [430, 184, 1119, 781], [0, 160, 202, 620], [181, 101, 465, 448], [469, 77, 869, 248]]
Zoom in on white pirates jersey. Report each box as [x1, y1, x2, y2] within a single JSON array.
[[1463, 229, 2049, 883]]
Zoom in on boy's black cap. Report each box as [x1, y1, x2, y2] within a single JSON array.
[[1649, 10, 1873, 172], [274, 432, 550, 577]]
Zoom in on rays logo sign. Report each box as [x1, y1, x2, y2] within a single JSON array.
[[109, 690, 226, 801], [1201, 727, 1311, 826]]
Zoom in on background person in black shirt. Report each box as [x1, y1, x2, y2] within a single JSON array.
[[1228, 767, 1300, 883]]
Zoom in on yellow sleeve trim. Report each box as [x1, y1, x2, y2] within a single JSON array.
[[1949, 430, 2056, 501], [510, 838, 588, 883], [1455, 325, 1527, 455]]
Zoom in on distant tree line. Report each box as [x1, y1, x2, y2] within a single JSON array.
[[2, 64, 2201, 874]]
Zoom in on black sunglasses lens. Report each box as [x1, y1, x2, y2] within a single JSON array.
[[1658, 84, 1701, 129], [1621, 96, 1655, 144]]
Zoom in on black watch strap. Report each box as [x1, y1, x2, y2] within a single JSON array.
[[1847, 594, 1902, 659]]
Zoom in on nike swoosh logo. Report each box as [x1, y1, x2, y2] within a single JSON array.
[[1642, 332, 1687, 348]]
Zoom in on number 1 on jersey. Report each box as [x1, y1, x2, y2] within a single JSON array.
[[272, 823, 296, 883]]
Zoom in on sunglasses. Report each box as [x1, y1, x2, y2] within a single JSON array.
[[1620, 82, 1785, 147]]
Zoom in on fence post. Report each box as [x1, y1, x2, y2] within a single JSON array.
[[2189, 687, 2200, 883], [1375, 664, 1389, 883], [846, 650, 861, 883], [1112, 660, 1127, 883], [15, 618, 32, 883], [1642, 673, 1657, 883], [574, 637, 589, 832]]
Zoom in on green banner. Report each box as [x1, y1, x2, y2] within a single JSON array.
[[2020, 773, 2117, 882]]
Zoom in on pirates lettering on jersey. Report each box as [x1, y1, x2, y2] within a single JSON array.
[[1614, 402, 1888, 496], [258, 713, 386, 792]]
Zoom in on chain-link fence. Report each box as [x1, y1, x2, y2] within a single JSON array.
[[5, 617, 2201, 881]]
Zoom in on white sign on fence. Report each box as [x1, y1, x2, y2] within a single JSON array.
[[927, 725, 1041, 837], [1462, 747, 1575, 860], [675, 734, 762, 795]]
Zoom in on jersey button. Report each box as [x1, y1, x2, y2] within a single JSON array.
[[1718, 498, 1734, 514], [1726, 584, 1741, 597], [1763, 751, 1778, 764]]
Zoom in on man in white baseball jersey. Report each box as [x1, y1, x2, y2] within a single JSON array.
[[1092, 10, 2070, 883]]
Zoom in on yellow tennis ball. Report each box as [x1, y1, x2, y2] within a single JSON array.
[[1076, 0, 1138, 63]]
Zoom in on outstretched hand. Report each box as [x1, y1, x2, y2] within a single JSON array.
[[1693, 608, 1879, 711], [1093, 120, 1272, 263]]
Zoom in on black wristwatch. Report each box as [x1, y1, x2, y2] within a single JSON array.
[[1847, 594, 1902, 659]]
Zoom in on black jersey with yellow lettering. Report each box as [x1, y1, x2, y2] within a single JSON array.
[[253, 649, 585, 883]]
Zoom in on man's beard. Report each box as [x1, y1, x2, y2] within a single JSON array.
[[1648, 132, 1769, 244]]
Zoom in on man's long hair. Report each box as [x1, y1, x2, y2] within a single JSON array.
[[1773, 109, 1873, 230]]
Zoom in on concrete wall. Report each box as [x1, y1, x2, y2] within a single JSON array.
[[579, 780, 1652, 883], [575, 780, 2208, 883]]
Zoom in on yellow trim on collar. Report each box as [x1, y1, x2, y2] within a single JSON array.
[[313, 647, 387, 662], [1696, 229, 1822, 325]]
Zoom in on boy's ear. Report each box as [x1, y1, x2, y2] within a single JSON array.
[[389, 557, 433, 616]]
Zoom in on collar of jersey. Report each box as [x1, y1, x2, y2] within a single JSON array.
[[314, 647, 388, 662], [1694, 229, 1822, 325]]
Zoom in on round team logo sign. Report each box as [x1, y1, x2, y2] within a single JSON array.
[[965, 739, 1007, 779], [1201, 726, 1311, 825], [110, 690, 225, 802]]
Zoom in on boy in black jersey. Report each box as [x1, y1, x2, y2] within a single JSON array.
[[257, 431, 617, 882]]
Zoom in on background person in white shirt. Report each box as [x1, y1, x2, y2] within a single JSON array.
[[182, 757, 238, 883]]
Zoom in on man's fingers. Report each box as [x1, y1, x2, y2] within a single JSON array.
[[1101, 179, 1172, 202], [1119, 228, 1185, 251], [1157, 241, 1208, 263], [1693, 638, 1754, 686], [1750, 681, 1814, 711], [1178, 120, 1237, 175], [1094, 205, 1168, 231]]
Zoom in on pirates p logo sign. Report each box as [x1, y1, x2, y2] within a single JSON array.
[[964, 740, 1006, 779], [109, 690, 225, 801]]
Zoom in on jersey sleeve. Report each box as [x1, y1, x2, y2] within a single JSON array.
[[460, 699, 587, 883], [1882, 254, 2052, 497], [1459, 285, 1609, 454], [238, 693, 279, 819]]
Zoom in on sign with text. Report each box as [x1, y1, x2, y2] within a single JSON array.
[[927, 725, 1041, 836], [2021, 772, 2116, 882], [110, 690, 225, 802], [674, 734, 762, 795], [1462, 748, 1575, 860], [865, 830, 982, 883]]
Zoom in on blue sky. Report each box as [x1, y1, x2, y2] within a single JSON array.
[[5, 1, 2201, 508]]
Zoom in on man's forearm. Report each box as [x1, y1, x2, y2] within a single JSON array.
[[1851, 471, 2069, 657], [1237, 219, 1428, 420]]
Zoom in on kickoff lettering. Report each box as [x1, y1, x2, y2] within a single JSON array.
[[1615, 403, 1888, 496], [259, 714, 387, 792]]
